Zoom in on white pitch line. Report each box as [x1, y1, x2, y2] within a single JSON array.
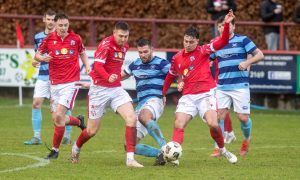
[[0, 153, 50, 174]]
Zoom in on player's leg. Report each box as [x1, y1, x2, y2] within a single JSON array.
[[117, 102, 143, 168], [62, 110, 73, 145], [200, 89, 237, 163], [232, 88, 251, 156], [224, 112, 236, 144], [71, 117, 102, 163], [24, 80, 49, 145]]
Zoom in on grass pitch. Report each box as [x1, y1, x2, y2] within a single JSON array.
[[0, 97, 299, 179]]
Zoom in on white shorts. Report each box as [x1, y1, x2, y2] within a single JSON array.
[[88, 85, 132, 119], [33, 80, 50, 99], [50, 82, 79, 112], [176, 88, 217, 122], [136, 97, 164, 139], [216, 88, 250, 114]]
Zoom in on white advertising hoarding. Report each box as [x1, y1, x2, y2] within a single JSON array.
[[0, 48, 167, 90]]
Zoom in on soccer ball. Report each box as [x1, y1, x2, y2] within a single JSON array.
[[162, 141, 182, 161]]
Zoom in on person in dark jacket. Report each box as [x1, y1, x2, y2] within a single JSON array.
[[260, 0, 288, 50], [207, 0, 237, 37], [293, 0, 300, 23]]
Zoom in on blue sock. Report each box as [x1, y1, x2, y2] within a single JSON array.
[[135, 144, 160, 157], [146, 120, 166, 148], [32, 108, 42, 138], [240, 118, 252, 140], [214, 119, 224, 148], [64, 110, 72, 138]]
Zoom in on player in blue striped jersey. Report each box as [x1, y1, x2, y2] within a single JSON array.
[[210, 15, 264, 156], [24, 10, 73, 145], [121, 38, 171, 164]]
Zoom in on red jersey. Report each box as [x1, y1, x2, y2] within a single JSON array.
[[162, 22, 230, 96], [38, 31, 85, 85], [169, 44, 216, 95], [89, 35, 129, 87]]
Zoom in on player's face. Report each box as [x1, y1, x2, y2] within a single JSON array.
[[183, 35, 199, 52], [113, 29, 129, 47], [217, 21, 235, 36], [137, 45, 153, 63], [56, 18, 69, 38], [43, 15, 55, 31]]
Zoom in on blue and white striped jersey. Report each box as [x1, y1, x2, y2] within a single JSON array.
[[34, 31, 49, 81], [210, 34, 257, 90], [124, 56, 170, 110]]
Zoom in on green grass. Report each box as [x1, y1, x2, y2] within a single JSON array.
[[0, 97, 299, 179]]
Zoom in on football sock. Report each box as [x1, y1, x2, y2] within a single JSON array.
[[64, 110, 72, 138], [127, 152, 134, 161], [135, 144, 160, 157], [68, 116, 80, 126], [213, 119, 224, 148], [172, 128, 184, 144], [224, 112, 233, 132], [125, 126, 137, 152], [241, 118, 252, 140], [146, 120, 166, 148], [32, 108, 42, 138], [210, 127, 224, 149], [76, 128, 91, 148], [53, 126, 65, 149]]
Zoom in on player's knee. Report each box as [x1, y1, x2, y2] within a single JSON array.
[[237, 113, 249, 122], [124, 113, 137, 126], [207, 120, 219, 129], [87, 127, 98, 137], [32, 101, 42, 109]]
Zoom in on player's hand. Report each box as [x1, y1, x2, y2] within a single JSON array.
[[85, 66, 91, 74], [42, 55, 52, 62], [177, 82, 184, 92], [224, 9, 235, 23], [238, 61, 250, 71], [32, 60, 40, 68], [163, 96, 167, 106], [108, 74, 118, 83]]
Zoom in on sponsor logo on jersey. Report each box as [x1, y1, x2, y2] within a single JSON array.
[[189, 56, 195, 61], [55, 50, 60, 55], [189, 65, 194, 71], [61, 48, 68, 55], [70, 40, 75, 45], [150, 65, 156, 69], [69, 50, 74, 55], [232, 43, 238, 47]]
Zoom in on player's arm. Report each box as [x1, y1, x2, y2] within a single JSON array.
[[94, 46, 117, 83], [211, 10, 235, 51], [121, 70, 131, 80], [162, 72, 176, 105], [34, 37, 52, 62], [80, 52, 90, 74], [238, 48, 264, 71]]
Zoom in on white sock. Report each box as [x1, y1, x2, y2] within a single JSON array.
[[34, 131, 41, 139], [52, 147, 59, 152], [126, 152, 134, 161]]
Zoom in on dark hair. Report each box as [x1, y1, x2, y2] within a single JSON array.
[[136, 37, 151, 47], [54, 12, 69, 22], [216, 15, 235, 25], [184, 26, 199, 39], [114, 21, 129, 31], [44, 9, 56, 17]]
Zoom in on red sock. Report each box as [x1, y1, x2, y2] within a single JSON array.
[[172, 128, 184, 144], [53, 126, 65, 149], [224, 112, 233, 132], [68, 116, 80, 126], [125, 126, 136, 152], [76, 129, 91, 148], [210, 127, 224, 148]]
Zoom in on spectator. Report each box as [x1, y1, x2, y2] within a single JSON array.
[[260, 0, 288, 50], [293, 0, 300, 23], [207, 0, 237, 37]]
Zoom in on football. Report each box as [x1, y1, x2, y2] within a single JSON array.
[[162, 141, 182, 161]]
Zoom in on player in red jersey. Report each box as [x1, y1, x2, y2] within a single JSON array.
[[159, 10, 237, 164], [71, 21, 143, 168], [35, 13, 90, 159]]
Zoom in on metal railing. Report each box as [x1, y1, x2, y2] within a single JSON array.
[[0, 13, 299, 50]]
